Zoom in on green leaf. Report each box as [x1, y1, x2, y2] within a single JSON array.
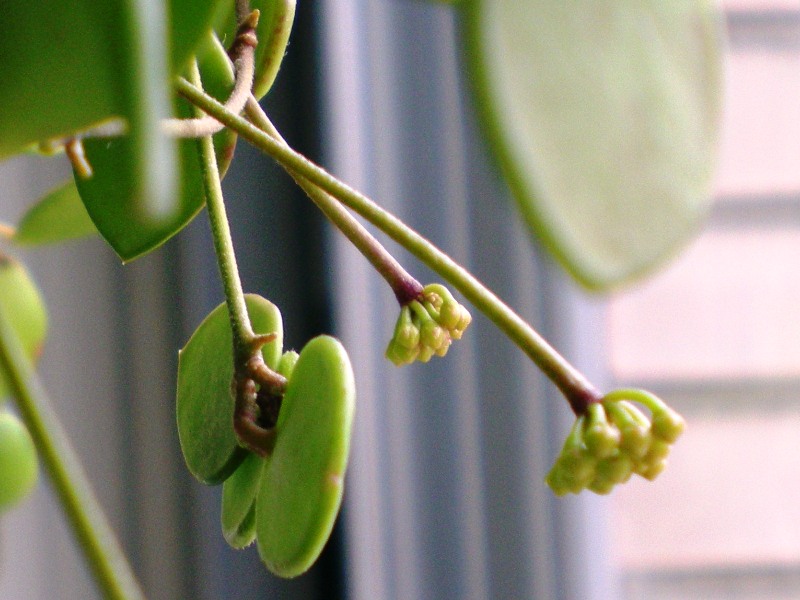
[[0, 2, 122, 158], [74, 33, 236, 262], [75, 136, 204, 262], [13, 182, 97, 246], [170, 0, 226, 74], [0, 0, 221, 158], [214, 0, 296, 100], [176, 295, 283, 485], [0, 256, 48, 400], [256, 336, 355, 578], [463, 1, 724, 289], [0, 412, 39, 513], [221, 452, 265, 548]]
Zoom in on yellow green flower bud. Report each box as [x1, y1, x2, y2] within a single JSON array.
[[651, 406, 686, 443], [605, 400, 651, 459], [635, 459, 667, 481], [595, 453, 634, 485], [583, 403, 621, 459], [385, 339, 418, 365], [587, 478, 615, 495]]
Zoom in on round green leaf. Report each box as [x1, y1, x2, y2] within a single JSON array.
[[177, 295, 283, 485], [0, 412, 39, 513], [221, 452, 265, 548], [13, 182, 97, 247], [463, 1, 723, 289], [256, 335, 355, 578], [0, 256, 48, 400]]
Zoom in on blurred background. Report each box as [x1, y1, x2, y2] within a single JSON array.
[[1, 0, 799, 598]]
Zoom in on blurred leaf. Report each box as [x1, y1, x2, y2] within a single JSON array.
[[463, 1, 724, 290], [0, 256, 47, 400], [75, 136, 202, 262], [0, 2, 121, 158], [13, 182, 97, 246], [75, 35, 236, 262], [170, 0, 226, 73]]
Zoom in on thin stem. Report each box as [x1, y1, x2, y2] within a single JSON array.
[[0, 305, 145, 600], [188, 62, 254, 359], [190, 65, 286, 456], [65, 139, 93, 179], [244, 97, 423, 305], [178, 80, 602, 413]]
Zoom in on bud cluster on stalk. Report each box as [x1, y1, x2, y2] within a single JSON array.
[[546, 390, 685, 496], [386, 284, 471, 366]]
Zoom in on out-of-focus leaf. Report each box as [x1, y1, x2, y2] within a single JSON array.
[[75, 136, 202, 262], [75, 33, 235, 262], [0, 256, 47, 400], [13, 182, 97, 246], [0, 2, 121, 158], [463, 1, 724, 289], [170, 0, 226, 73]]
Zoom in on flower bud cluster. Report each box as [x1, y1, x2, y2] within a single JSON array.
[[386, 284, 472, 366], [546, 390, 685, 496]]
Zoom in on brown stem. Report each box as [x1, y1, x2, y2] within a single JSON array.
[[244, 97, 424, 305], [162, 11, 259, 139]]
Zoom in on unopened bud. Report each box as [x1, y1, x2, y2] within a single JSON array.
[[584, 403, 621, 459], [651, 406, 686, 443]]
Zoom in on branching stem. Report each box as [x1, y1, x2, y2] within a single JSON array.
[[178, 80, 602, 414], [162, 11, 259, 139], [190, 63, 286, 457], [190, 61, 254, 360]]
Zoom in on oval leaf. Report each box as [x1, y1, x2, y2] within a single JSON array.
[[177, 295, 283, 485], [75, 35, 236, 262], [13, 182, 97, 246], [0, 0, 221, 158], [221, 452, 265, 548], [463, 1, 724, 289], [170, 0, 226, 74], [0, 412, 39, 512], [0, 256, 48, 400], [256, 335, 355, 578], [75, 137, 204, 262]]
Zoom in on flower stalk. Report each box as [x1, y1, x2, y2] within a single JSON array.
[[177, 78, 601, 411]]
